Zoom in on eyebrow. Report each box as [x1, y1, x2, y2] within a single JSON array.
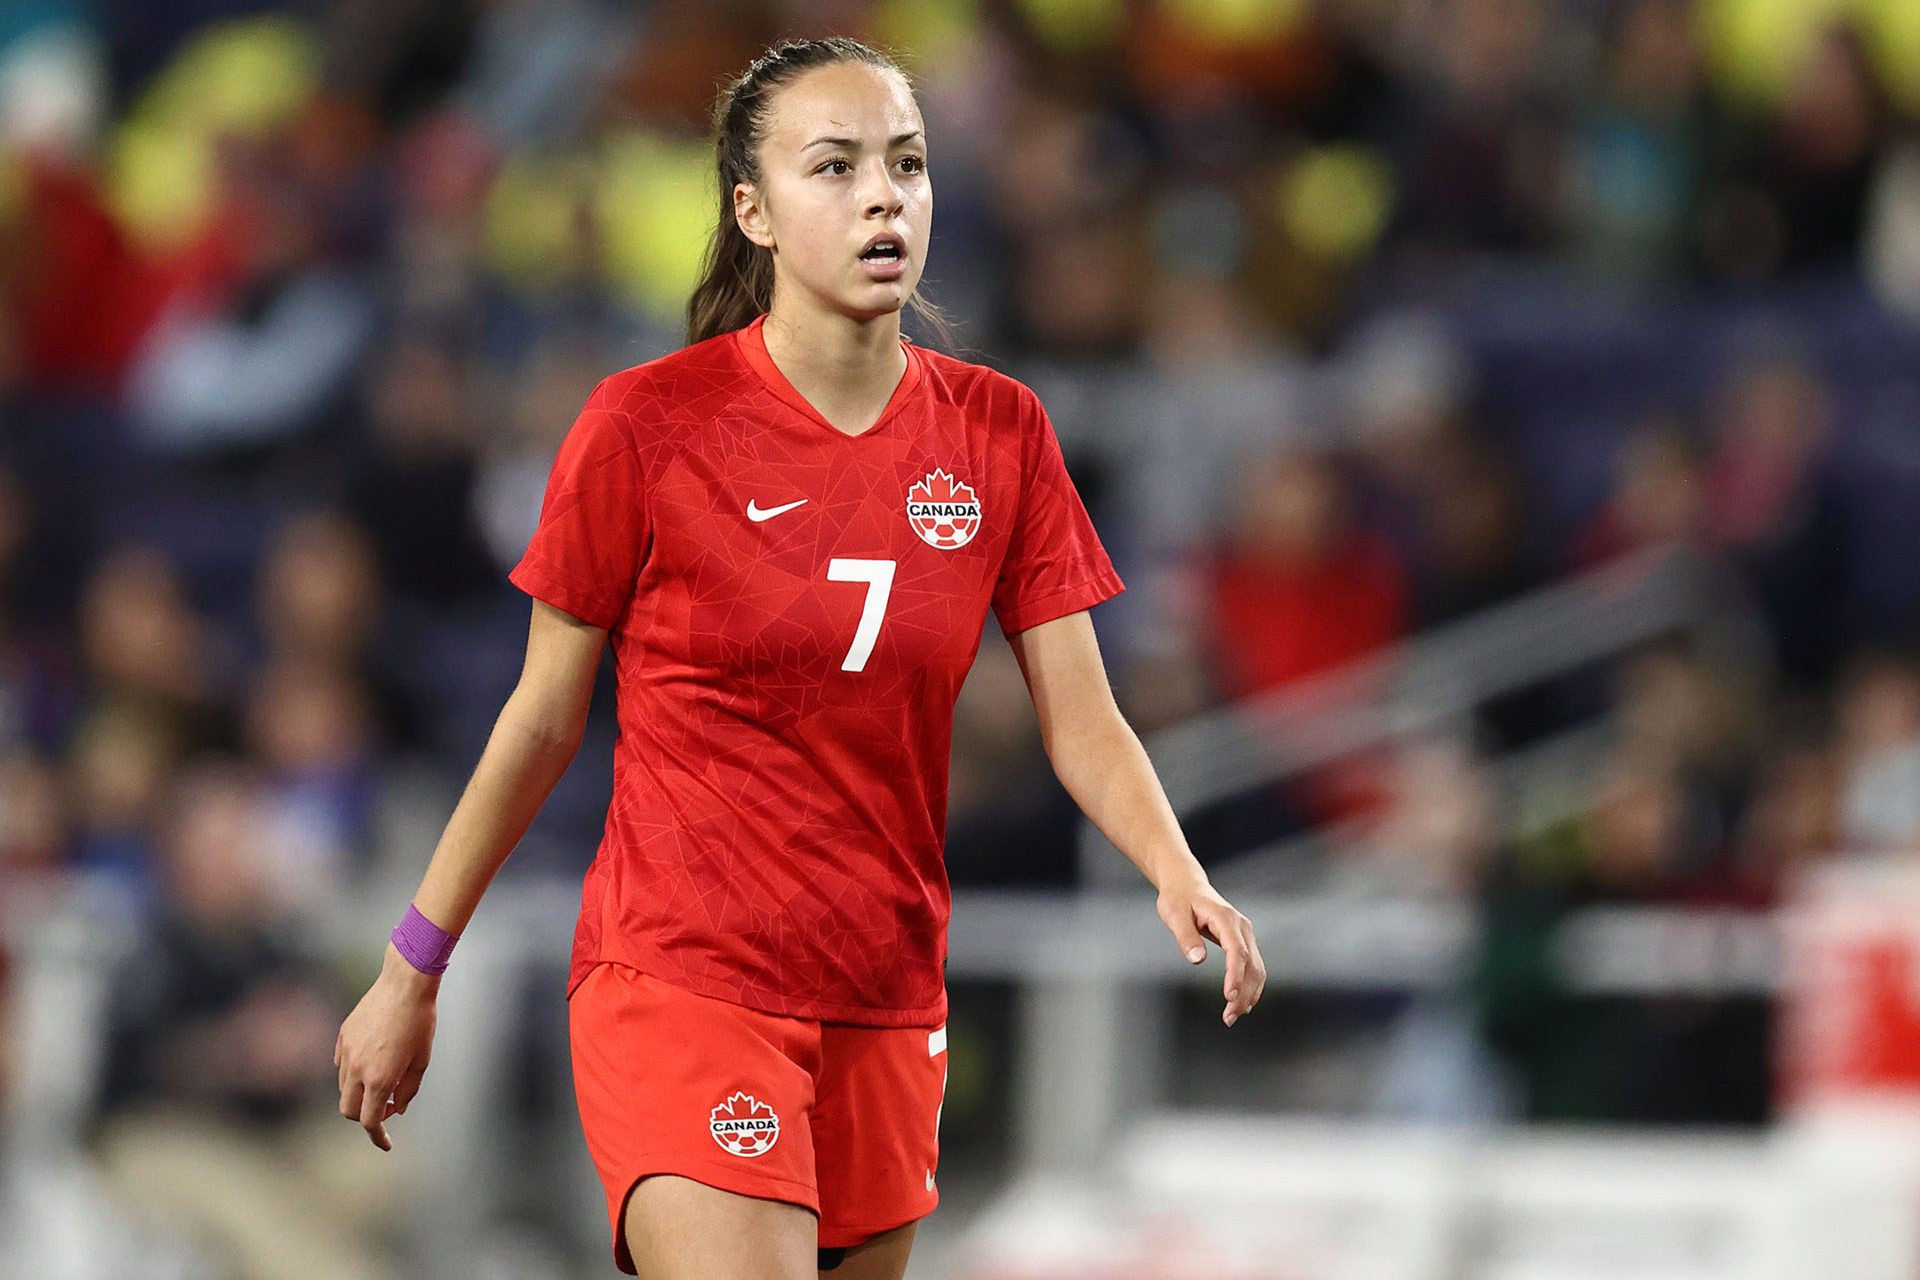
[[802, 130, 924, 151]]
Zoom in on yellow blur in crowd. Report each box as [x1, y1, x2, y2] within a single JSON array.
[[61, 0, 1920, 330]]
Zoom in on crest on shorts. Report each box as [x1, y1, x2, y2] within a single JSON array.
[[907, 468, 982, 550], [710, 1091, 781, 1158]]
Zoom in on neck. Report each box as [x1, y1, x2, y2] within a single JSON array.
[[760, 293, 906, 399]]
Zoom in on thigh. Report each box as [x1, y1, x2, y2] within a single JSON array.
[[625, 1174, 818, 1280], [812, 1020, 946, 1250]]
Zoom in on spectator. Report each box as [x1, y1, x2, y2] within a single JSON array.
[[1702, 349, 1852, 688], [0, 463, 81, 751], [66, 702, 175, 911], [1832, 648, 1920, 854], [91, 759, 402, 1280], [122, 137, 376, 455], [1390, 0, 1560, 255], [1758, 23, 1888, 272], [1200, 445, 1407, 700], [470, 333, 609, 579], [0, 748, 69, 885], [76, 544, 229, 752], [1405, 427, 1539, 627], [1573, 410, 1708, 568], [1730, 732, 1840, 901], [243, 656, 381, 907], [1474, 752, 1768, 1124], [255, 510, 381, 667], [1366, 736, 1516, 1123], [946, 640, 1081, 887], [1, 149, 153, 393], [1562, 0, 1709, 278], [1610, 636, 1764, 861], [344, 333, 499, 610], [1198, 444, 1408, 829], [1371, 737, 1498, 894], [254, 508, 423, 748]]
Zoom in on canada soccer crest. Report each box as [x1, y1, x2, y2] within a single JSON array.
[[907, 468, 982, 550], [710, 1091, 781, 1158]]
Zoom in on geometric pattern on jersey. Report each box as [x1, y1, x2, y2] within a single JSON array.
[[511, 314, 1124, 1026]]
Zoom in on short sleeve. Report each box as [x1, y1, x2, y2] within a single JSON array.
[[508, 380, 650, 629], [991, 390, 1125, 636]]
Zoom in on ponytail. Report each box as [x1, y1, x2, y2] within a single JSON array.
[[686, 38, 960, 354]]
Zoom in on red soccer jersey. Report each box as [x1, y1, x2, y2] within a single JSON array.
[[510, 314, 1123, 1026]]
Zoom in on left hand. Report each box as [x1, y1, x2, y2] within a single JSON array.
[[1156, 873, 1267, 1027]]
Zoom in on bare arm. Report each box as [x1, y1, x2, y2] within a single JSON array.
[[1006, 611, 1267, 1026], [336, 599, 606, 1147]]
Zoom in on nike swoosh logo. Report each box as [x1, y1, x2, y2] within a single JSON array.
[[746, 498, 808, 522]]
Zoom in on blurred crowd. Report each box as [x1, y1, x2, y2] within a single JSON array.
[[9, 0, 1920, 1268]]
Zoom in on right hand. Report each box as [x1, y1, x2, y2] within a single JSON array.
[[334, 943, 440, 1151]]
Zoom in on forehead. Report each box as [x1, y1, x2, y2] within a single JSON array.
[[763, 61, 922, 148]]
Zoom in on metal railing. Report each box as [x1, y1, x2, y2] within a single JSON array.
[[1088, 548, 1745, 887]]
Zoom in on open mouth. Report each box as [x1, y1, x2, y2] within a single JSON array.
[[859, 239, 902, 262]]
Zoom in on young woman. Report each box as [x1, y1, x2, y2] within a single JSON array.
[[335, 37, 1267, 1280]]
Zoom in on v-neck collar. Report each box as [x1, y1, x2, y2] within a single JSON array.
[[734, 313, 924, 441]]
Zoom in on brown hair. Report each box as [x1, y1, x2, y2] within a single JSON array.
[[685, 37, 959, 352]]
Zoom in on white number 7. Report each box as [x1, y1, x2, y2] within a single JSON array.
[[826, 558, 896, 672]]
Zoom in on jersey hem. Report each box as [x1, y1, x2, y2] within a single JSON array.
[[568, 952, 949, 1029]]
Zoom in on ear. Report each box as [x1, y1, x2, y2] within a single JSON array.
[[734, 181, 775, 250]]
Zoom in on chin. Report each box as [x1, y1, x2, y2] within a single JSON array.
[[841, 291, 909, 321]]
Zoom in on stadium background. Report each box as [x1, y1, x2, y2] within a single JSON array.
[[8, 0, 1920, 1276]]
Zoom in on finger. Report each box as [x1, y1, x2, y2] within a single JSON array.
[[1203, 912, 1251, 1025], [393, 1065, 426, 1115], [1243, 930, 1269, 1009], [1210, 915, 1247, 998], [1167, 911, 1208, 965], [1222, 958, 1249, 1024], [358, 1078, 389, 1130], [341, 1078, 364, 1123], [358, 1082, 393, 1151]]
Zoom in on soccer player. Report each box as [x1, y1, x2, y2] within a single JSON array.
[[334, 36, 1266, 1280]]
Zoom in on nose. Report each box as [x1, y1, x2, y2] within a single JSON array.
[[860, 158, 905, 218]]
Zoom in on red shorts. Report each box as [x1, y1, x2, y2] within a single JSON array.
[[568, 961, 947, 1274]]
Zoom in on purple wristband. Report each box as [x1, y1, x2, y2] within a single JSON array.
[[390, 903, 460, 976]]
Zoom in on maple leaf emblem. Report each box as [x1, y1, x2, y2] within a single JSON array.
[[709, 1091, 781, 1158], [906, 467, 983, 550]]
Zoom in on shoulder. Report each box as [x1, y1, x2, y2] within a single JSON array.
[[912, 345, 1046, 426], [583, 329, 750, 434]]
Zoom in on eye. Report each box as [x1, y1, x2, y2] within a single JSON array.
[[818, 157, 852, 175], [898, 154, 927, 174]]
